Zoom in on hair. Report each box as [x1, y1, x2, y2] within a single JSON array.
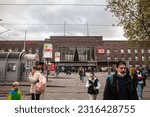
[[36, 65, 41, 70], [32, 66, 37, 70], [90, 72, 95, 76], [35, 61, 43, 70], [12, 81, 19, 87], [136, 67, 141, 72], [116, 61, 126, 68]]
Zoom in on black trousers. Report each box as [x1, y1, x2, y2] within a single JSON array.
[[31, 93, 41, 100]]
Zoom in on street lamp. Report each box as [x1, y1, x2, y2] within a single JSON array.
[[107, 57, 110, 75]]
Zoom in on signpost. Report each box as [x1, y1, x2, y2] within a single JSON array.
[[43, 43, 53, 81]]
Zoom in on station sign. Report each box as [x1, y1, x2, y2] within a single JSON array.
[[43, 43, 53, 58], [98, 48, 105, 54]]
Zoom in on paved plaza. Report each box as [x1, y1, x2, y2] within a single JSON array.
[[0, 72, 150, 100]]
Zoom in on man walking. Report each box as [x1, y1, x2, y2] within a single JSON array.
[[103, 61, 138, 100]]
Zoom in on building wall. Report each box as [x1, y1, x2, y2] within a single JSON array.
[[0, 36, 150, 68]]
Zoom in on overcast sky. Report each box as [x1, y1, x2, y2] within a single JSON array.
[[0, 0, 126, 41]]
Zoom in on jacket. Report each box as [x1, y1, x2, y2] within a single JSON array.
[[8, 89, 22, 100], [28, 71, 41, 93], [103, 73, 138, 100], [86, 77, 101, 95], [133, 71, 147, 87]]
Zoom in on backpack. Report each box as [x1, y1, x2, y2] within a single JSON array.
[[108, 74, 113, 85], [35, 74, 47, 93], [88, 78, 99, 95], [109, 74, 134, 90]]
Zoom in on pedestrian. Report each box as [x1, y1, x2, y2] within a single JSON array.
[[85, 72, 101, 100], [56, 65, 60, 77], [8, 81, 22, 100], [79, 67, 86, 83], [133, 67, 147, 100], [103, 61, 138, 100], [28, 66, 41, 100]]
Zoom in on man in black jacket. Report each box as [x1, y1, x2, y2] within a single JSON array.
[[103, 61, 138, 100]]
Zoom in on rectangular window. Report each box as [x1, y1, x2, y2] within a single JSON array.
[[107, 57, 111, 61], [135, 64, 139, 67], [106, 49, 110, 56], [142, 56, 145, 61], [148, 49, 150, 54], [128, 57, 132, 61], [106, 49, 110, 54], [134, 49, 138, 54], [135, 56, 138, 61], [121, 58, 125, 61], [113, 49, 117, 53], [114, 57, 118, 61], [127, 49, 131, 54], [121, 49, 124, 54], [141, 49, 144, 54], [7, 63, 17, 72]]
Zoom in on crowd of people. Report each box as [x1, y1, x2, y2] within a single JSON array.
[[7, 61, 149, 100]]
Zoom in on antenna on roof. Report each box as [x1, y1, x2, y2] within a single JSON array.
[[64, 21, 66, 36], [23, 30, 27, 52]]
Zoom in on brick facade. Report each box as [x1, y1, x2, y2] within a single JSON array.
[[0, 36, 150, 68]]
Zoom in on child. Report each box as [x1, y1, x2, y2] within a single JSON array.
[[8, 81, 22, 100]]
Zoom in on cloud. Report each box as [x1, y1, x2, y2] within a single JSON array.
[[0, 0, 126, 40]]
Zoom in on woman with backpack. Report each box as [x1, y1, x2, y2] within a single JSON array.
[[85, 72, 101, 100], [28, 66, 42, 100]]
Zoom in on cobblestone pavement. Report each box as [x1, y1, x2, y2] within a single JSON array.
[[0, 72, 150, 100]]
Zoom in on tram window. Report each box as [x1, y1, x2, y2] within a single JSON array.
[[7, 63, 16, 72]]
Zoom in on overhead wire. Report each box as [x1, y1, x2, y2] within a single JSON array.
[[0, 23, 119, 26], [0, 3, 107, 6]]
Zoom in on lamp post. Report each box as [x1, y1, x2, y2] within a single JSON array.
[[107, 58, 110, 75], [23, 30, 27, 52]]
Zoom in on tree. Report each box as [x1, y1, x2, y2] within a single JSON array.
[[74, 48, 79, 61], [106, 0, 150, 46]]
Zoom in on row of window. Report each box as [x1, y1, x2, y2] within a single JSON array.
[[106, 49, 150, 54], [107, 56, 150, 62]]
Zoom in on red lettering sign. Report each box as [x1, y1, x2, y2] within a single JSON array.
[[98, 48, 105, 54]]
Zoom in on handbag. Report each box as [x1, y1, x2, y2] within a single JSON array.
[[35, 74, 46, 93]]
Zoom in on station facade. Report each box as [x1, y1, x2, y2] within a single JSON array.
[[0, 36, 150, 70]]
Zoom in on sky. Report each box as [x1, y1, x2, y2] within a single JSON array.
[[0, 0, 126, 41]]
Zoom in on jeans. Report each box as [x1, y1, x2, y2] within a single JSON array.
[[137, 83, 144, 100]]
